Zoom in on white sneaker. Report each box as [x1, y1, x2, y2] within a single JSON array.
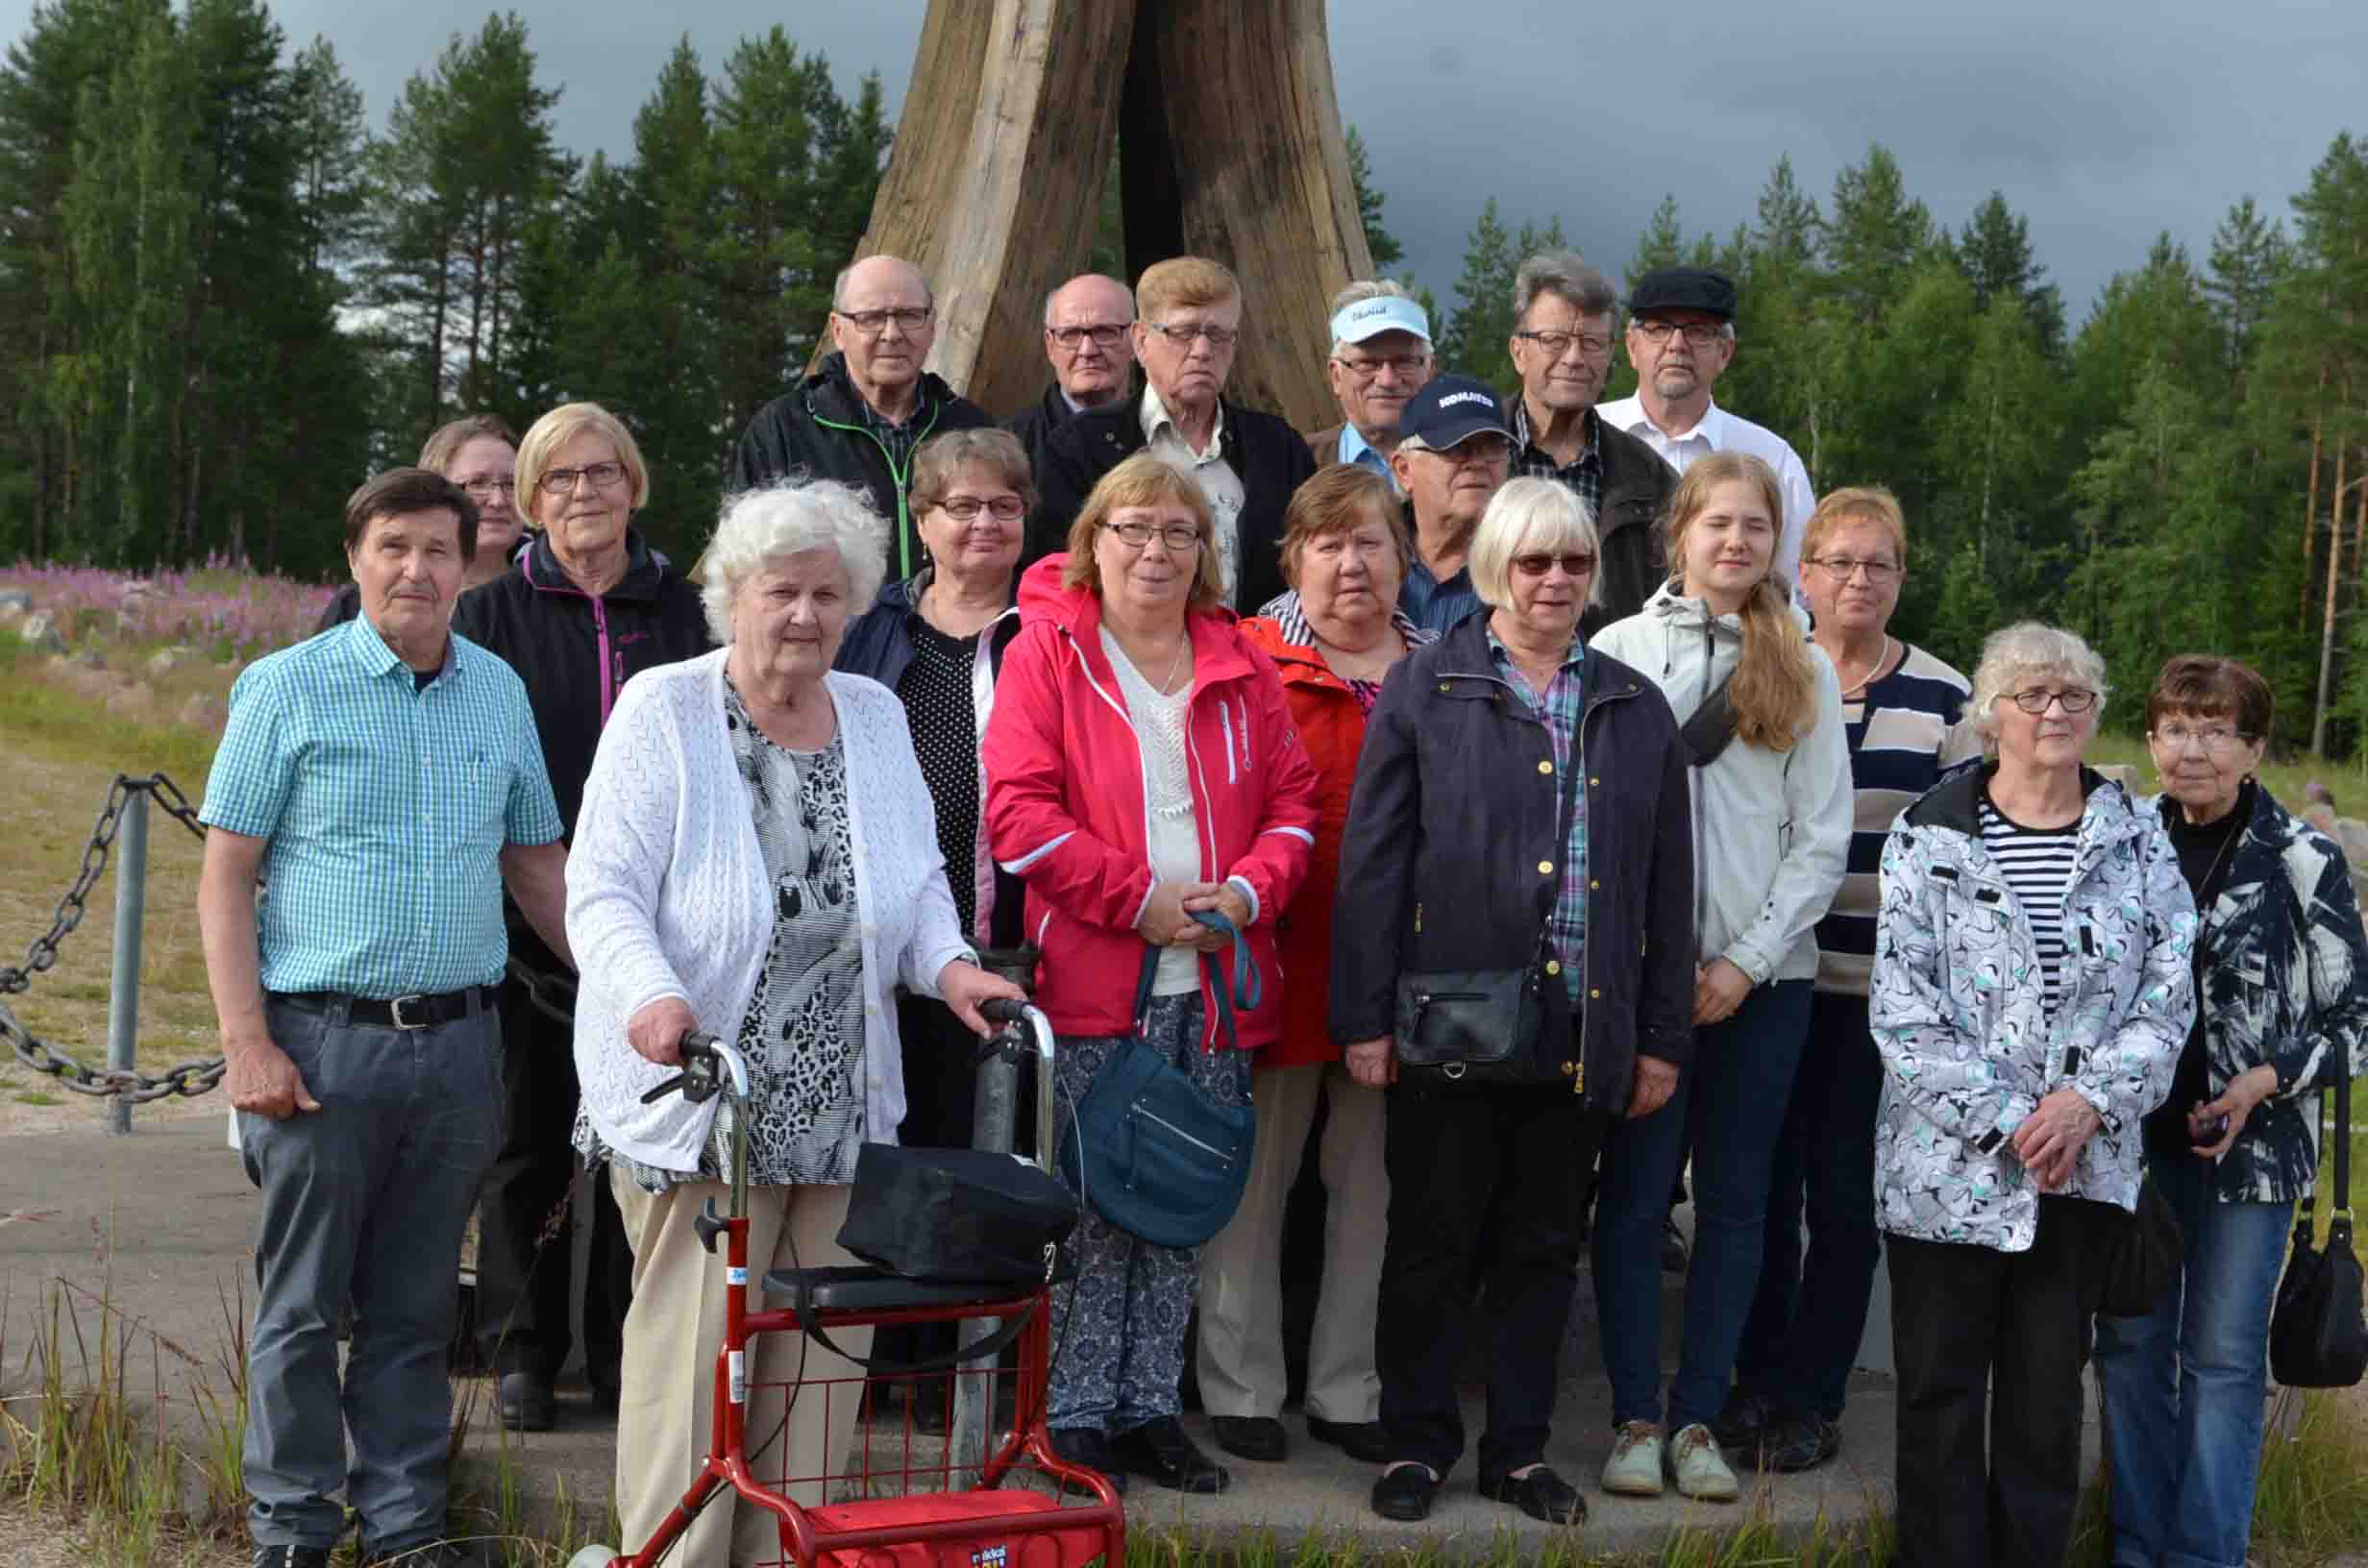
[[1666, 1422, 1739, 1502], [1600, 1420, 1665, 1496]]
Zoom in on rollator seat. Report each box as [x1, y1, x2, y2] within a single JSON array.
[[764, 1262, 1069, 1316]]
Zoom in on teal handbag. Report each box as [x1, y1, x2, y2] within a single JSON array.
[[1058, 911, 1260, 1248]]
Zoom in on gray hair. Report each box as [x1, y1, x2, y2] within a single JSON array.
[[1968, 621, 2110, 750], [1513, 250, 1616, 329], [1469, 478, 1601, 610], [1327, 278, 1419, 355], [700, 478, 890, 645]]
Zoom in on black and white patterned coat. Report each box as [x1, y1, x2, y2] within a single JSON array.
[[1870, 766, 2196, 1252], [2137, 783, 2368, 1205]]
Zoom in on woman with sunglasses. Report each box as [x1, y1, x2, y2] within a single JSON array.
[[1332, 478, 1695, 1527], [1587, 451, 1852, 1505], [1870, 622, 2194, 1568]]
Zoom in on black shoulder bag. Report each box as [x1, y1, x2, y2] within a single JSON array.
[[1393, 696, 1585, 1086], [2269, 1069, 2366, 1387]]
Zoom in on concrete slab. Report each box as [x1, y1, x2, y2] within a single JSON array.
[[0, 1119, 2095, 1558]]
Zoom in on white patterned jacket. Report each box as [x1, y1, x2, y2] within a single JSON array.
[[1870, 765, 2197, 1251]]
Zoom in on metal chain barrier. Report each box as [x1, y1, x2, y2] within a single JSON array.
[[0, 772, 227, 1102]]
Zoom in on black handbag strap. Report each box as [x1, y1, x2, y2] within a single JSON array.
[[1679, 670, 1739, 768], [2300, 1066, 2354, 1232]]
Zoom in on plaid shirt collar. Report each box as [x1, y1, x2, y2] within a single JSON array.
[[342, 608, 460, 686]]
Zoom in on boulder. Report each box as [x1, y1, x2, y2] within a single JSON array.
[[105, 680, 156, 719], [17, 610, 65, 653], [0, 586, 31, 613], [2304, 803, 2341, 840], [2334, 817, 2368, 874], [176, 692, 228, 732], [146, 645, 193, 678]]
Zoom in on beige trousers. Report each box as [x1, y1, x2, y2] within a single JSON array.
[[610, 1168, 873, 1566], [1194, 1061, 1388, 1422]]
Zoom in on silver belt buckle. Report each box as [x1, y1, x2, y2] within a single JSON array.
[[388, 993, 430, 1031]]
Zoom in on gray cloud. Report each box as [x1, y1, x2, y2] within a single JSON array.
[[4, 0, 2359, 329]]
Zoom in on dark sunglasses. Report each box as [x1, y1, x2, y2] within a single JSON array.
[[1511, 551, 1597, 577]]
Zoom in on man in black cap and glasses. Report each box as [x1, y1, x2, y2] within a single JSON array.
[[1599, 266, 1815, 597]]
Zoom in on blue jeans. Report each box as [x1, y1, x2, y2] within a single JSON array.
[[1735, 990, 1886, 1420], [239, 994, 505, 1556], [1591, 978, 1812, 1431], [2093, 1153, 2293, 1568]]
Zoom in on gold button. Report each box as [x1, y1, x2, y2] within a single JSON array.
[[1590, 878, 1600, 890], [1560, 1061, 1576, 1075], [1545, 960, 1562, 975], [1590, 988, 1602, 999], [1590, 775, 1601, 786], [1439, 682, 1451, 693], [1539, 861, 1554, 875], [1538, 760, 1554, 774]]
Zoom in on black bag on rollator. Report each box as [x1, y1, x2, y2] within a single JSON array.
[[836, 1142, 1078, 1286]]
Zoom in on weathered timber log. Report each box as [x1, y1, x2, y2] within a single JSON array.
[[834, 0, 1372, 433]]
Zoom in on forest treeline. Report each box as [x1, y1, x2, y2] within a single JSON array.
[[3, 3, 2367, 753]]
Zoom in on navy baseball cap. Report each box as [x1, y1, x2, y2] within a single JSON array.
[[1395, 375, 1512, 453]]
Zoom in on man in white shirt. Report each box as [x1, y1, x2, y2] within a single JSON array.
[[1301, 282, 1434, 486], [1598, 267, 1815, 596]]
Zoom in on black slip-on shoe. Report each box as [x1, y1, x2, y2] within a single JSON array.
[[497, 1370, 556, 1432], [1305, 1415, 1393, 1463], [1760, 1413, 1842, 1473], [1370, 1462, 1440, 1522], [1109, 1415, 1231, 1493], [1209, 1413, 1288, 1461], [1480, 1464, 1588, 1526], [1711, 1388, 1778, 1455], [1048, 1425, 1128, 1496]]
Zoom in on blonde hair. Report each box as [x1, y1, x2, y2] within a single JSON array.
[[1279, 464, 1408, 588], [418, 413, 517, 476], [1801, 485, 1908, 570], [1063, 453, 1225, 610], [1667, 452, 1817, 751], [1136, 257, 1242, 323], [516, 402, 652, 524], [1468, 478, 1599, 609]]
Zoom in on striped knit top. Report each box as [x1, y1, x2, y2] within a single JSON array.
[[1813, 642, 1979, 994], [1977, 793, 2082, 1016]]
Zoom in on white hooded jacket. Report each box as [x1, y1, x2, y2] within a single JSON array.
[[1591, 582, 1852, 984]]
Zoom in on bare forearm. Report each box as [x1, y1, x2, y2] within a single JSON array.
[[503, 841, 576, 970], [196, 838, 270, 1055]]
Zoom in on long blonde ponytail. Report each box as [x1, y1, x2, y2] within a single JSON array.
[[1665, 453, 1818, 750]]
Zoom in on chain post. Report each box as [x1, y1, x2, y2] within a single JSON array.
[[103, 783, 151, 1135]]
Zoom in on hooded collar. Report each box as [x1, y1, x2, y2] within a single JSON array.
[[1906, 758, 2134, 845]]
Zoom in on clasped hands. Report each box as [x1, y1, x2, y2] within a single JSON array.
[[2010, 1087, 2104, 1191], [1135, 879, 1250, 953]]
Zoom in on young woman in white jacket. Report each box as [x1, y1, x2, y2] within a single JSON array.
[[1587, 452, 1853, 1503]]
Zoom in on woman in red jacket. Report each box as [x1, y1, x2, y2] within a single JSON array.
[[983, 453, 1319, 1497], [1194, 464, 1427, 1469]]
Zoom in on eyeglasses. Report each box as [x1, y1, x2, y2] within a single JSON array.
[[1633, 320, 1728, 347], [1810, 554, 1900, 584], [835, 306, 934, 336], [538, 461, 627, 496], [934, 494, 1025, 523], [1142, 321, 1239, 350], [1102, 520, 1203, 552], [458, 478, 518, 499], [1333, 353, 1430, 380], [1513, 330, 1613, 359], [1048, 323, 1129, 349], [2007, 687, 2099, 715], [1512, 551, 1597, 577], [2153, 723, 2252, 754]]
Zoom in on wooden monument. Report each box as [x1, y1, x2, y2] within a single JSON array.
[[838, 0, 1376, 432]]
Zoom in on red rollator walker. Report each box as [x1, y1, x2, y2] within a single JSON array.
[[567, 1000, 1124, 1568]]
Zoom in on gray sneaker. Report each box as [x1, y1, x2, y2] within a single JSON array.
[[1666, 1422, 1739, 1502], [1600, 1420, 1665, 1496]]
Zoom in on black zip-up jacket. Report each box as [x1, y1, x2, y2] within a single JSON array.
[[1511, 404, 1677, 636], [1329, 616, 1697, 1111], [835, 569, 1029, 951], [451, 530, 710, 969], [730, 352, 994, 583], [1003, 381, 1082, 492], [1022, 382, 1319, 615]]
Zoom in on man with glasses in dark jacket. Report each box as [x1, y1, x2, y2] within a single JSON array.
[[730, 254, 993, 582], [1006, 273, 1137, 484]]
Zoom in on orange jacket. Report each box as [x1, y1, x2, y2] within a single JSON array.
[[1237, 615, 1376, 1067]]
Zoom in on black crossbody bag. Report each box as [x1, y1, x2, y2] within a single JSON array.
[[1393, 697, 1585, 1086]]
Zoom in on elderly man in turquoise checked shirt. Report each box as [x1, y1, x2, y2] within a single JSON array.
[[197, 467, 574, 1568]]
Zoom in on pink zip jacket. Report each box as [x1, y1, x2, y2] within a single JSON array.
[[983, 555, 1319, 1048]]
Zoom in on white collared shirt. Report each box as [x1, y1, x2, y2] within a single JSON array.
[[1141, 383, 1246, 599], [1598, 394, 1814, 600]]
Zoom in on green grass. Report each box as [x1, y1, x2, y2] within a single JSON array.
[[0, 638, 221, 783]]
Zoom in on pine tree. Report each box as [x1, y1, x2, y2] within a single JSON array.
[[1824, 144, 1934, 326], [1344, 125, 1402, 272], [1952, 190, 2063, 356], [1628, 194, 1686, 283]]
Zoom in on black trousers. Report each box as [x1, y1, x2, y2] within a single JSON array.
[[1376, 1074, 1601, 1479], [474, 974, 631, 1385], [1887, 1196, 2114, 1568]]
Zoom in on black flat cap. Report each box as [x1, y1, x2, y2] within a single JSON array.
[[1629, 266, 1737, 321]]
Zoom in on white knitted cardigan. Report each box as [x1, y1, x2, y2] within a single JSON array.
[[567, 649, 974, 1171]]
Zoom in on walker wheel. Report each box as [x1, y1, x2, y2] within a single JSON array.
[[564, 1549, 619, 1568]]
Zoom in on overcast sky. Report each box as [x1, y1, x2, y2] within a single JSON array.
[[11, 0, 2361, 331]]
